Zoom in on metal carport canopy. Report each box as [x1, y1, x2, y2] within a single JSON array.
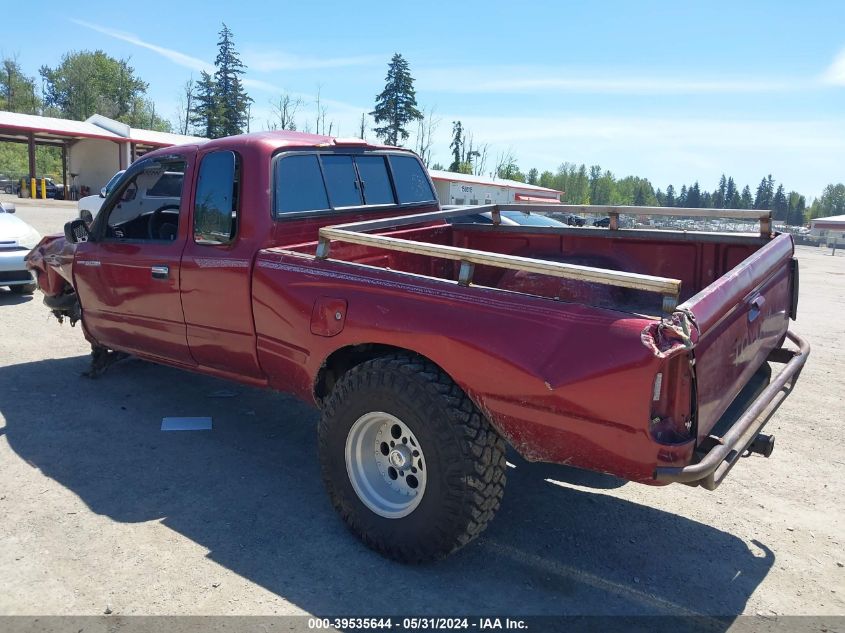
[[0, 111, 205, 193], [0, 111, 126, 190]]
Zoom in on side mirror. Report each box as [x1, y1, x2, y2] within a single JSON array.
[[64, 219, 91, 244], [0, 201, 15, 213], [100, 187, 107, 198]]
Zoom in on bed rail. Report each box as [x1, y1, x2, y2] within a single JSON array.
[[314, 204, 773, 315]]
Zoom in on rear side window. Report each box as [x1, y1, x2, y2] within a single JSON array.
[[194, 151, 239, 245], [276, 155, 330, 214], [355, 156, 395, 205], [389, 155, 435, 204], [321, 155, 362, 207]]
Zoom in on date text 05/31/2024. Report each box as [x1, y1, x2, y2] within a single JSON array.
[[307, 617, 528, 630]]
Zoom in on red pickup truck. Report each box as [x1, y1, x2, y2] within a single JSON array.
[[27, 131, 809, 563]]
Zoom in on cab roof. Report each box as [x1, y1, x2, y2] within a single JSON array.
[[144, 130, 402, 159]]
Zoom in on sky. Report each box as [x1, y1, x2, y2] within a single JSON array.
[[4, 0, 845, 199]]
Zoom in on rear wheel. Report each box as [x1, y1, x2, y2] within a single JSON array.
[[318, 354, 507, 563], [9, 283, 36, 295]]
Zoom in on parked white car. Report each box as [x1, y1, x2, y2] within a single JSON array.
[[78, 170, 125, 222], [0, 202, 41, 294]]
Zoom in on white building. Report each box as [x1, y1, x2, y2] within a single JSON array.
[[428, 170, 561, 206], [810, 214, 845, 242]]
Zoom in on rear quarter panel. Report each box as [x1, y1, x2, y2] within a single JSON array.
[[251, 250, 694, 483]]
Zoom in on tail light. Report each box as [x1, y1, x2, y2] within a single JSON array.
[[649, 353, 695, 444], [789, 257, 799, 320]]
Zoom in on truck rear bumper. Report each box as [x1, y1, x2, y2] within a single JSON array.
[[654, 330, 809, 490]]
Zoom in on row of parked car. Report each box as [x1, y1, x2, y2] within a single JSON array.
[[448, 209, 609, 228], [0, 176, 66, 199]]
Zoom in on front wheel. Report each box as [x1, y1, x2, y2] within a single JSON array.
[[318, 354, 507, 563]]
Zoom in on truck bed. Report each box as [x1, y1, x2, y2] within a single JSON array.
[[254, 205, 799, 485], [284, 216, 772, 317]]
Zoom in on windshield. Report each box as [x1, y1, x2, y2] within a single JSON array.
[[501, 211, 565, 226], [104, 171, 126, 195]]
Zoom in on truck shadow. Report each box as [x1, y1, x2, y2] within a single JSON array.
[[0, 355, 774, 620]]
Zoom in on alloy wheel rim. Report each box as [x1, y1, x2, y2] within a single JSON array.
[[345, 411, 427, 518]]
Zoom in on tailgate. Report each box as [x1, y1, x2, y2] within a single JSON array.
[[682, 233, 795, 439]]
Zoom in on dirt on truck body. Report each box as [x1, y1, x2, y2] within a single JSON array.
[[26, 130, 809, 562]]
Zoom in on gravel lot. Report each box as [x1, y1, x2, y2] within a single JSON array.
[[1, 202, 842, 620]]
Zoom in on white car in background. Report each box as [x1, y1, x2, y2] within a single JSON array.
[[0, 202, 41, 294], [78, 170, 125, 223]]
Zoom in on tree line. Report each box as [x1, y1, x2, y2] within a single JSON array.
[[1, 39, 842, 223], [531, 168, 810, 225]]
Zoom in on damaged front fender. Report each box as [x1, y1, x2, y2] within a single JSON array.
[[26, 235, 80, 326]]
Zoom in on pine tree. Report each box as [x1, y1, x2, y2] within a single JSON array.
[[687, 182, 702, 208], [527, 168, 539, 185], [634, 186, 646, 206], [713, 174, 727, 209], [665, 184, 676, 207], [725, 177, 738, 208], [190, 71, 221, 138], [740, 185, 754, 209], [786, 192, 806, 226], [371, 53, 423, 146], [754, 175, 775, 209], [728, 189, 741, 209], [678, 185, 688, 207], [588, 165, 602, 203], [771, 184, 788, 221], [214, 23, 252, 137]]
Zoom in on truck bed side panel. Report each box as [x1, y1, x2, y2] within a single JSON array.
[[251, 250, 694, 483]]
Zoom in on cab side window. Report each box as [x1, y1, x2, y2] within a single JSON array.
[[194, 151, 240, 245], [104, 158, 186, 241]]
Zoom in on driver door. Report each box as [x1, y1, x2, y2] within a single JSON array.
[[73, 151, 197, 366]]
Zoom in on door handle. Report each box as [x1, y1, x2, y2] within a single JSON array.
[[151, 265, 169, 280], [748, 295, 765, 322]]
